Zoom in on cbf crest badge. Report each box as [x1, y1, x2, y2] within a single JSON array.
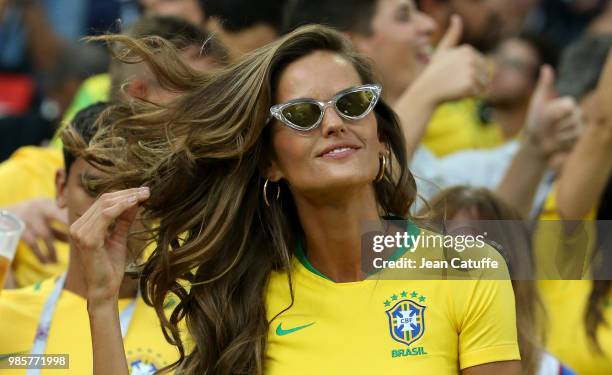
[[126, 347, 166, 375], [385, 294, 426, 346], [130, 360, 158, 375]]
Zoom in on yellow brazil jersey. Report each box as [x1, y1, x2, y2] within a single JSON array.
[[11, 241, 69, 289], [534, 187, 610, 373], [0, 277, 180, 374], [0, 146, 68, 287], [538, 184, 597, 221], [538, 280, 612, 375], [0, 146, 62, 206], [264, 225, 520, 374], [422, 99, 504, 157], [4, 74, 109, 286]]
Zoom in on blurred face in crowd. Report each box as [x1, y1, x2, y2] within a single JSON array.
[[181, 45, 223, 74], [351, 0, 437, 102], [56, 158, 146, 258], [452, 0, 503, 51], [128, 46, 220, 104], [140, 0, 204, 25], [487, 38, 540, 107], [49, 79, 83, 120], [421, 0, 503, 51], [267, 51, 385, 198], [56, 159, 104, 227], [205, 18, 278, 61], [497, 0, 540, 37]]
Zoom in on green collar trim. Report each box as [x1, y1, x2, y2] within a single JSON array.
[[387, 219, 421, 262], [295, 218, 420, 282], [295, 239, 333, 281]]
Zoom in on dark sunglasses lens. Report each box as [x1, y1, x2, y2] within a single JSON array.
[[336, 89, 375, 118], [282, 102, 321, 129]]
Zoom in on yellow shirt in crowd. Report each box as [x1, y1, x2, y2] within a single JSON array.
[[0, 147, 68, 287], [534, 187, 597, 280], [264, 224, 520, 374], [50, 74, 111, 149], [539, 280, 612, 375], [534, 186, 611, 374], [0, 278, 180, 374], [422, 99, 504, 156], [0, 147, 61, 206], [1, 74, 110, 287]]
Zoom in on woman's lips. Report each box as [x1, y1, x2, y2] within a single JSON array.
[[416, 51, 431, 64], [416, 45, 433, 64], [320, 146, 360, 159]]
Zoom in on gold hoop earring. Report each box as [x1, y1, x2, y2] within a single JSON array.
[[263, 179, 280, 207], [375, 154, 386, 182]]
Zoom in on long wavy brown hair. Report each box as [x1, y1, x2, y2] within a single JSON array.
[[65, 25, 416, 374]]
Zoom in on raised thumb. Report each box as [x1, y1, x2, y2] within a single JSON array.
[[532, 65, 556, 104], [437, 14, 463, 51]]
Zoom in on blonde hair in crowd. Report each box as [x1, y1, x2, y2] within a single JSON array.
[[423, 186, 544, 375]]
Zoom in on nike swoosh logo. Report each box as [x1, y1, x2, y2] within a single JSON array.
[[275, 322, 315, 336]]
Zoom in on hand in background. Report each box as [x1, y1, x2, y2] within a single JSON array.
[[413, 15, 490, 105], [522, 65, 582, 164], [5, 198, 68, 264]]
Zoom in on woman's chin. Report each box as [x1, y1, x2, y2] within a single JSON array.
[[310, 173, 377, 192]]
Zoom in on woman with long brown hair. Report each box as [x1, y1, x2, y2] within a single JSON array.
[[66, 25, 521, 374]]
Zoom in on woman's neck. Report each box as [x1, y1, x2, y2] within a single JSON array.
[[294, 185, 381, 282]]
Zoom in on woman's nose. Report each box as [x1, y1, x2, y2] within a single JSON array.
[[320, 106, 347, 136]]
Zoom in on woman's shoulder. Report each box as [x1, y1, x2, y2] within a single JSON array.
[[396, 224, 511, 281]]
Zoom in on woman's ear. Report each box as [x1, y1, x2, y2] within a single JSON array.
[[265, 158, 284, 182], [55, 168, 67, 209], [377, 139, 389, 157], [258, 153, 284, 183], [126, 79, 154, 101]]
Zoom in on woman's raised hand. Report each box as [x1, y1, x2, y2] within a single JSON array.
[[69, 187, 150, 308]]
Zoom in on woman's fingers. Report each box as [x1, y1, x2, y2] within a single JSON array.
[[70, 187, 150, 252], [21, 230, 49, 264], [29, 215, 58, 263], [76, 188, 149, 233], [44, 237, 58, 263], [107, 204, 142, 247], [42, 202, 68, 226], [99, 190, 149, 232]]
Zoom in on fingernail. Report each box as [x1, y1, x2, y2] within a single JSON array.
[[128, 194, 138, 203], [140, 187, 150, 195]]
